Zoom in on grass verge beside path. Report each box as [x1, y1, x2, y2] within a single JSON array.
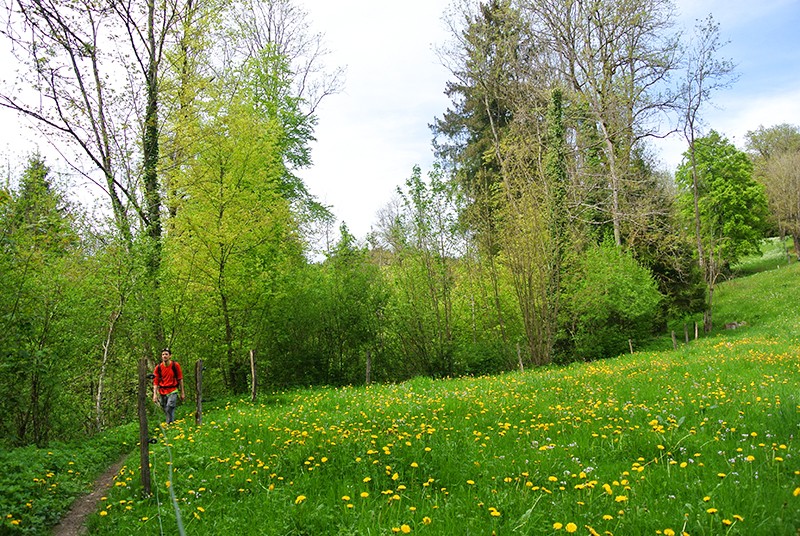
[[0, 424, 135, 535]]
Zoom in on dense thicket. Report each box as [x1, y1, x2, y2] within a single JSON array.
[[0, 0, 778, 447]]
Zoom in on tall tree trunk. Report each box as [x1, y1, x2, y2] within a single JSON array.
[[144, 0, 164, 349]]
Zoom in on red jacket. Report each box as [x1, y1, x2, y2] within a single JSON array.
[[154, 361, 183, 395]]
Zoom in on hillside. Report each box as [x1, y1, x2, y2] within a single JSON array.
[[2, 258, 798, 536]]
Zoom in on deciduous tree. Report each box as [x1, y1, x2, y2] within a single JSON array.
[[675, 131, 768, 331]]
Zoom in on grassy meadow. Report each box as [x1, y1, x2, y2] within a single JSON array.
[[2, 247, 799, 535]]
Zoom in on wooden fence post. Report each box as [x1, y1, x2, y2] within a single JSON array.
[[516, 342, 524, 373], [195, 359, 203, 426], [684, 324, 689, 343], [365, 349, 372, 386], [628, 339, 634, 354], [137, 357, 151, 496], [250, 350, 257, 403], [671, 331, 677, 350]]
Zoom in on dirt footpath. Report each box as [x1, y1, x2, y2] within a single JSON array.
[[51, 456, 128, 536]]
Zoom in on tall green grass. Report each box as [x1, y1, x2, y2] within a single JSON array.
[[2, 249, 798, 536]]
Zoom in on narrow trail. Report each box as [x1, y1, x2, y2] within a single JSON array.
[[51, 455, 128, 536]]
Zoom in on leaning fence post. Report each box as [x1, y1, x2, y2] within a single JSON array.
[[195, 359, 203, 426], [671, 331, 678, 350], [137, 357, 152, 496]]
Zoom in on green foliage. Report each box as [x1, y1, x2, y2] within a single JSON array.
[[162, 46, 308, 394], [676, 131, 769, 268], [261, 227, 389, 387], [0, 156, 89, 446], [561, 240, 662, 361], [384, 165, 463, 377]]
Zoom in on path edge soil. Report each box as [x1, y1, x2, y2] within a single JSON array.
[[51, 454, 129, 536]]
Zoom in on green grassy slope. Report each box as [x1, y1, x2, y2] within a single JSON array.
[[1, 249, 798, 536], [85, 262, 798, 535]]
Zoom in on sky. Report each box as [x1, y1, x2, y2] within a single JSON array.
[[2, 0, 799, 241]]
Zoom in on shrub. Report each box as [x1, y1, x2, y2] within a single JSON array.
[[561, 240, 662, 360]]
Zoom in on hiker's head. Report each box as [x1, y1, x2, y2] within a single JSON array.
[[161, 348, 171, 362]]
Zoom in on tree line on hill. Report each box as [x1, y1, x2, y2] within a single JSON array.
[[0, 0, 797, 447]]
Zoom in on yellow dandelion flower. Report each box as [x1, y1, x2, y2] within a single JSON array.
[[401, 524, 411, 533], [295, 495, 307, 504], [423, 516, 432, 525], [360, 492, 369, 498], [565, 522, 578, 533], [793, 487, 800, 497], [99, 511, 108, 516], [197, 507, 205, 512], [467, 480, 475, 485], [706, 507, 717, 514], [703, 496, 711, 502], [603, 515, 613, 521], [342, 496, 350, 501], [553, 522, 564, 530], [664, 529, 675, 536], [722, 519, 733, 526], [615, 495, 628, 502], [733, 515, 744, 521], [363, 477, 372, 483]]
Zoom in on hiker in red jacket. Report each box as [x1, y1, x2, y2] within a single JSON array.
[[152, 348, 185, 424]]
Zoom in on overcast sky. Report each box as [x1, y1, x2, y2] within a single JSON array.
[[2, 0, 798, 241], [297, 0, 800, 239]]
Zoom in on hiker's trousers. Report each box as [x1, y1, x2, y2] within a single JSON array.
[[159, 392, 178, 423]]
